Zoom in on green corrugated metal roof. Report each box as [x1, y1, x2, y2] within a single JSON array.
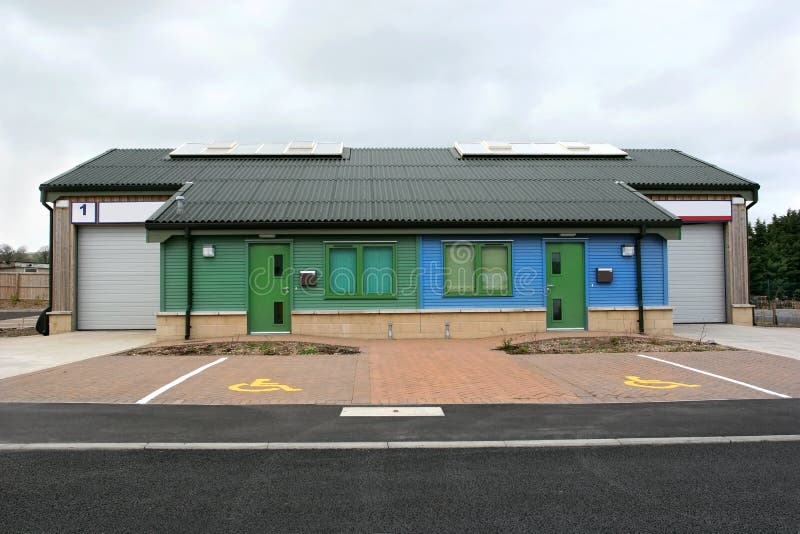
[[39, 147, 758, 227]]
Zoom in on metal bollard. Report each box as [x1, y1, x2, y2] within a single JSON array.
[[444, 321, 450, 339], [388, 321, 393, 340]]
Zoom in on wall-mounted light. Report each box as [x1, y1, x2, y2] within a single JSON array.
[[258, 234, 276, 239], [202, 244, 216, 258], [621, 244, 635, 257], [559, 233, 577, 238]]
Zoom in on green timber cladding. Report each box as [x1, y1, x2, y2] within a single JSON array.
[[293, 236, 418, 310], [161, 235, 418, 312], [162, 236, 248, 311]]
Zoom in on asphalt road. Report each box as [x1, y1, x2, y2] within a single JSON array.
[[1, 399, 798, 443], [2, 442, 798, 533], [0, 310, 41, 320]]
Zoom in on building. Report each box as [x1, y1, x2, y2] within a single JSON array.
[[0, 263, 50, 273], [38, 141, 758, 340]]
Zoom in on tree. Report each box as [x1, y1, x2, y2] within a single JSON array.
[[0, 243, 12, 264], [12, 246, 27, 263], [749, 209, 800, 299], [0, 244, 39, 265], [33, 246, 49, 264]]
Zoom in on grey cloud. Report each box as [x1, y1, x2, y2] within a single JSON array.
[[1, 0, 798, 249]]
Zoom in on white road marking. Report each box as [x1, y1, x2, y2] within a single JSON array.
[[340, 407, 444, 417], [135, 357, 227, 405], [637, 354, 791, 399], [2, 435, 800, 450]]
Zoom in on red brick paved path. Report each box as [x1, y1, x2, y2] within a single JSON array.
[[362, 339, 578, 404], [0, 335, 797, 405]]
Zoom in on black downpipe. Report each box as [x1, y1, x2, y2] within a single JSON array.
[[635, 225, 646, 334], [36, 200, 53, 336], [185, 226, 193, 340]]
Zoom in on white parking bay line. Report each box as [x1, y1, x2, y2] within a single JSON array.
[[340, 407, 445, 417], [637, 354, 791, 399], [135, 357, 228, 405]]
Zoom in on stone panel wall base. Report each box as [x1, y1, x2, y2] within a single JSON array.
[[156, 312, 247, 341], [156, 308, 677, 340], [587, 308, 673, 337], [730, 304, 754, 326], [292, 310, 548, 340], [47, 311, 73, 334]]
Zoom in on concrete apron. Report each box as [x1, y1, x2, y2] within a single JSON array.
[[674, 324, 800, 360], [0, 330, 156, 380]]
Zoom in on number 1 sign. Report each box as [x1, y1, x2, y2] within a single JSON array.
[[71, 202, 97, 223]]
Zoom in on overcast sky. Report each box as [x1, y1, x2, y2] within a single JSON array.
[[1, 0, 798, 250]]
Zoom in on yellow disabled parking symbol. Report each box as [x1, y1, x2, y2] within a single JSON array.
[[228, 378, 303, 393], [624, 376, 700, 389]]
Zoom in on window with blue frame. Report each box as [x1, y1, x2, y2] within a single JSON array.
[[326, 243, 395, 298], [443, 242, 511, 296]]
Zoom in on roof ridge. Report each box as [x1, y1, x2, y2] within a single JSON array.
[[114, 147, 174, 151]]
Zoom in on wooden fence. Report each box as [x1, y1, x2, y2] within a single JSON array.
[[0, 272, 49, 301]]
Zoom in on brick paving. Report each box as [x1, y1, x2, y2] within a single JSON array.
[[509, 352, 779, 403], [0, 335, 797, 405], [361, 339, 579, 404], [152, 355, 358, 405], [638, 351, 800, 397], [0, 355, 218, 403]]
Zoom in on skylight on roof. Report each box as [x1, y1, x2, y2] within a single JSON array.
[[170, 141, 344, 157], [558, 141, 590, 150], [207, 141, 238, 150], [453, 141, 627, 157], [481, 140, 512, 151], [285, 140, 316, 153]]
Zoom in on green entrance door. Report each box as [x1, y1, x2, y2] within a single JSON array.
[[545, 242, 586, 329], [248, 243, 291, 333]]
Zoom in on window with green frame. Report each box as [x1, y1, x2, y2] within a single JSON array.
[[325, 243, 396, 298], [443, 242, 511, 296]]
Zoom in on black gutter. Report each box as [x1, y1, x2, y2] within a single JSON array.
[[35, 200, 53, 336], [629, 183, 759, 192], [40, 184, 181, 195], [746, 192, 759, 211], [144, 220, 682, 231], [635, 225, 646, 334], [185, 226, 193, 340]]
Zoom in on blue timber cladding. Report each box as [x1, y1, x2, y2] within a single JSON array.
[[161, 236, 249, 311], [586, 235, 667, 307], [420, 235, 546, 309], [420, 234, 668, 309]]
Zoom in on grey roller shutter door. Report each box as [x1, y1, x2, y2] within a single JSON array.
[[77, 226, 159, 329], [668, 223, 726, 323]]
